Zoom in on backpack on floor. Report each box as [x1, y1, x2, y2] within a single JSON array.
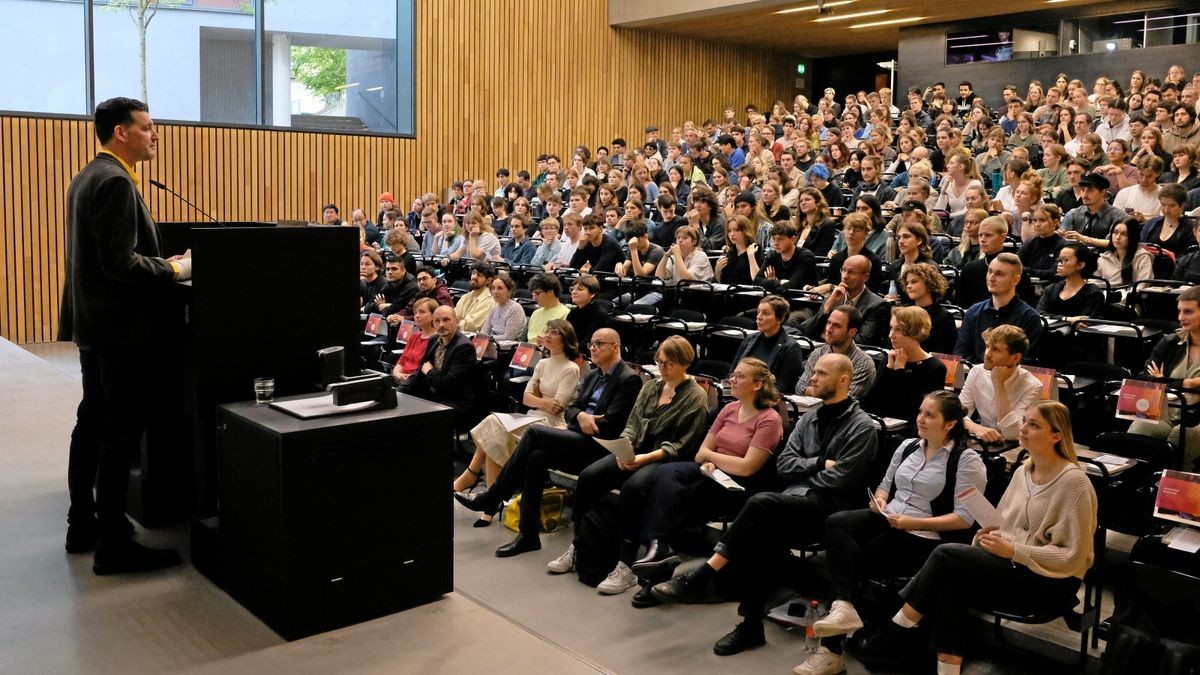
[[574, 503, 621, 588]]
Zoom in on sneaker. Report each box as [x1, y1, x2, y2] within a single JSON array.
[[597, 562, 638, 595], [793, 646, 845, 675], [546, 544, 576, 574], [813, 600, 863, 638]]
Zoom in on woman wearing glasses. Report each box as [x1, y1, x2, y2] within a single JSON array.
[[1037, 243, 1104, 321]]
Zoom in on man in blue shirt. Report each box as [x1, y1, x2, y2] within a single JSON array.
[[718, 134, 745, 170], [500, 213, 534, 265], [955, 252, 1043, 362]]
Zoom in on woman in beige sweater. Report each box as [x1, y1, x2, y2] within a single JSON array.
[[854, 400, 1097, 675]]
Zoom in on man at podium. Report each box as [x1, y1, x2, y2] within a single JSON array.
[[59, 97, 189, 575]]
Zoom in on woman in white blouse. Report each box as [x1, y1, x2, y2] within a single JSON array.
[[455, 320, 581, 525]]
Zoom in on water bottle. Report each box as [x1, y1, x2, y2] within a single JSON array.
[[888, 279, 898, 298], [990, 169, 1002, 194], [804, 599, 822, 652]]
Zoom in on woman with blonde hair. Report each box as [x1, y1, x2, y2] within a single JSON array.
[[944, 208, 987, 268], [864, 306, 947, 421], [934, 152, 984, 218]]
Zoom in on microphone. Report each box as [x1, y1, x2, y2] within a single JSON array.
[[148, 178, 226, 227]]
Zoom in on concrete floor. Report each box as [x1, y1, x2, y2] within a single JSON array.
[[4, 339, 1103, 674]]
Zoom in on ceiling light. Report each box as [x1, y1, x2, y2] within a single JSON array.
[[813, 9, 889, 22], [851, 16, 925, 28], [946, 34, 989, 41], [776, 1, 855, 14]]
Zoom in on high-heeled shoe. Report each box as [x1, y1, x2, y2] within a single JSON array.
[[452, 466, 483, 493], [473, 504, 502, 528]]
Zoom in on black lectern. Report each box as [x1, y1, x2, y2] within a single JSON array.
[[129, 223, 360, 527]]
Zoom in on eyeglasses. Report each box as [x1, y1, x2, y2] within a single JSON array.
[[588, 340, 614, 349], [654, 359, 677, 369], [728, 372, 750, 381]]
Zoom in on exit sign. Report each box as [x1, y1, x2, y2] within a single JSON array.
[[796, 64, 807, 74]]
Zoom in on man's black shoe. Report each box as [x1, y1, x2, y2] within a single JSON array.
[[631, 583, 662, 608], [651, 566, 711, 604], [713, 621, 766, 656], [92, 541, 182, 576], [65, 520, 98, 554], [495, 533, 541, 558]]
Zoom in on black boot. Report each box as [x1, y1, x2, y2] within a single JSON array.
[[65, 510, 98, 554], [631, 539, 680, 578], [651, 563, 714, 604]]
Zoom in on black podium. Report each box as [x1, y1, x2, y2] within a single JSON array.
[[128, 223, 360, 527], [205, 393, 454, 640]]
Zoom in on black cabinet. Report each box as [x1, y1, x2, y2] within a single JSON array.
[[200, 392, 453, 640]]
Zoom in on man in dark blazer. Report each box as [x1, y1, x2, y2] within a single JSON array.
[[399, 305, 479, 425], [795, 255, 890, 347], [455, 328, 643, 558], [61, 97, 188, 575]]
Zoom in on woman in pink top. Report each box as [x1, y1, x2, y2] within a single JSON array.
[[625, 358, 784, 607], [391, 297, 438, 382]]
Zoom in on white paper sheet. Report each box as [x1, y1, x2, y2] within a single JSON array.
[[955, 485, 1004, 530]]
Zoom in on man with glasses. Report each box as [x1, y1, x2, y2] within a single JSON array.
[[526, 273, 570, 344], [1064, 113, 1093, 157], [454, 329, 642, 558], [400, 266, 452, 317]]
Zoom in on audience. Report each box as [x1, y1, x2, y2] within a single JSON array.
[[365, 67, 1200, 668], [651, 354, 876, 657]]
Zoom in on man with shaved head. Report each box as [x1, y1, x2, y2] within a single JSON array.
[[455, 328, 643, 559], [797, 254, 890, 346], [399, 304, 478, 422], [651, 351, 877, 656]]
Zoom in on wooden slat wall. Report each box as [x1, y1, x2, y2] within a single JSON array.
[[0, 0, 796, 344]]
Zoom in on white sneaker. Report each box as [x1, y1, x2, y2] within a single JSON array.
[[546, 544, 576, 574], [596, 562, 638, 595], [793, 646, 846, 675], [813, 600, 863, 638]]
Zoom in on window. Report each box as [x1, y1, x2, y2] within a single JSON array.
[[93, 0, 256, 124], [264, 0, 413, 134], [0, 0, 87, 114], [946, 30, 1014, 65], [0, 0, 415, 136]]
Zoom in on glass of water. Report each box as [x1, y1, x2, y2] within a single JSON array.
[[253, 377, 275, 404]]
